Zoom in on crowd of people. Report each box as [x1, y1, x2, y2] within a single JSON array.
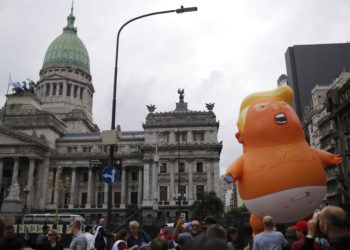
[[0, 205, 349, 250]]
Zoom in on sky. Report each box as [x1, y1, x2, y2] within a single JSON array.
[[1, 0, 350, 174]]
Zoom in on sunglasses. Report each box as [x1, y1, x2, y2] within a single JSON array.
[[48, 234, 53, 236]]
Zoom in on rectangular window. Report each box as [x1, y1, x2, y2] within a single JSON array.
[[196, 185, 204, 199], [197, 162, 203, 172], [131, 192, 138, 205], [46, 83, 50, 96], [67, 147, 72, 153], [52, 83, 57, 95], [159, 186, 168, 201], [175, 132, 180, 142], [83, 172, 88, 182], [178, 186, 186, 197], [160, 163, 167, 173], [160, 132, 169, 143], [179, 162, 185, 173], [114, 192, 121, 205], [72, 147, 77, 153], [74, 85, 78, 97], [67, 84, 71, 96], [80, 87, 84, 99], [131, 172, 138, 181], [97, 192, 104, 205], [59, 83, 63, 95], [83, 147, 87, 153], [64, 192, 70, 206], [181, 132, 187, 142], [81, 192, 87, 205], [193, 131, 205, 142], [3, 169, 12, 178]]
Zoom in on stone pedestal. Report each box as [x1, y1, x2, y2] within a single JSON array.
[[1, 199, 23, 213]]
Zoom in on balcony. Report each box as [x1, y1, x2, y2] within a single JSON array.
[[158, 201, 170, 206]]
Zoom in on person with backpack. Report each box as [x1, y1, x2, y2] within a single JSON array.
[[94, 218, 108, 250]]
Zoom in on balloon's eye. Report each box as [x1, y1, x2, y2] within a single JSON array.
[[255, 103, 268, 111]]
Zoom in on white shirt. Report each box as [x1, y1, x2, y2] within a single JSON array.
[[85, 232, 95, 250]]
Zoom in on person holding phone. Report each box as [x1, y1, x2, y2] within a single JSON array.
[[300, 206, 350, 250], [173, 218, 201, 246]]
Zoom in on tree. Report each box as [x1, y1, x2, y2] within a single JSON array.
[[224, 205, 250, 228], [190, 191, 224, 220]]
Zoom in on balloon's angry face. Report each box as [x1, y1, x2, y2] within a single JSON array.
[[243, 186, 326, 223], [242, 99, 304, 146]]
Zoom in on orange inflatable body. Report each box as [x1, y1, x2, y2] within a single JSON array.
[[224, 85, 342, 235]]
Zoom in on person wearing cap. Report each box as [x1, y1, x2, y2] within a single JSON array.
[[291, 221, 320, 250], [201, 216, 217, 232], [84, 225, 95, 250]]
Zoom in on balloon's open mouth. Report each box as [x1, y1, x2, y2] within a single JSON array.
[[275, 112, 287, 125]]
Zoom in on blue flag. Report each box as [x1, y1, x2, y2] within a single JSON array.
[[8, 79, 21, 88]]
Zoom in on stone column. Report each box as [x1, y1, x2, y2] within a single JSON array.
[[137, 167, 143, 206], [0, 158, 3, 193], [142, 161, 150, 206], [86, 167, 93, 208], [69, 167, 76, 208], [40, 157, 50, 209], [188, 159, 193, 201], [169, 161, 175, 203], [11, 157, 19, 185], [120, 166, 126, 208], [169, 130, 175, 144], [214, 161, 220, 195], [54, 167, 62, 208], [206, 161, 212, 192], [27, 158, 35, 209], [188, 131, 193, 144], [152, 161, 158, 201]]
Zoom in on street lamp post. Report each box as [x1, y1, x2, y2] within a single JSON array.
[[107, 5, 197, 231], [177, 128, 181, 216], [23, 185, 30, 214]]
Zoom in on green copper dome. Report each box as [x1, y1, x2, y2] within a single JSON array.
[[42, 7, 90, 74]]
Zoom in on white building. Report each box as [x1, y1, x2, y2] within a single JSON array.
[[0, 8, 222, 225]]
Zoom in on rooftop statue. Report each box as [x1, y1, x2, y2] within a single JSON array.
[[5, 183, 21, 200], [206, 103, 215, 111], [11, 79, 36, 95], [146, 104, 156, 113], [178, 88, 184, 102]]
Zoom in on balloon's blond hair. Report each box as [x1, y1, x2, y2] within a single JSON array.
[[237, 85, 294, 132]]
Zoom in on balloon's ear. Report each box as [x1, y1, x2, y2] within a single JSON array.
[[235, 132, 243, 144]]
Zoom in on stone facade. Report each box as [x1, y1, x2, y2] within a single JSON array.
[[304, 72, 350, 208], [0, 9, 222, 225]]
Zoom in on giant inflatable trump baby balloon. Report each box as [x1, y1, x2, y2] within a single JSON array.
[[224, 85, 342, 235]]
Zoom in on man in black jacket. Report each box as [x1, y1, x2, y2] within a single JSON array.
[[301, 205, 350, 250], [94, 218, 108, 250]]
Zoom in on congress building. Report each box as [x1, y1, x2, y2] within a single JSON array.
[[0, 8, 222, 225]]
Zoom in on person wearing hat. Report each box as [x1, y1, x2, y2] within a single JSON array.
[[291, 221, 319, 250], [84, 225, 95, 250]]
